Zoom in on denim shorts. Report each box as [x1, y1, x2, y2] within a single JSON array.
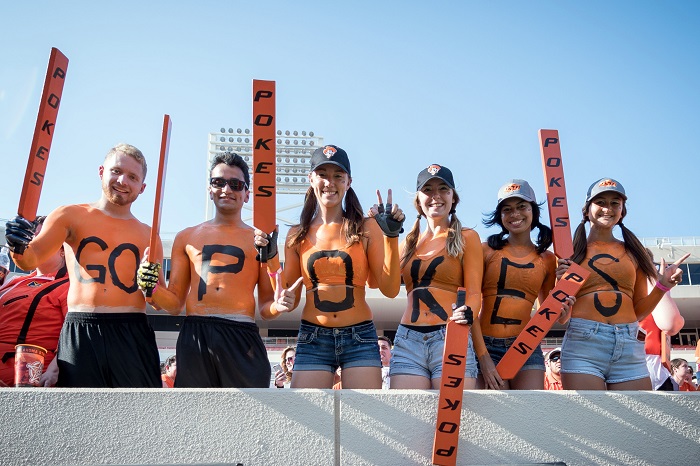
[[293, 321, 381, 373], [561, 318, 648, 384], [390, 324, 478, 380], [478, 335, 545, 373]]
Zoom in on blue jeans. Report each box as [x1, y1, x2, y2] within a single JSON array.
[[293, 321, 381, 372], [478, 335, 545, 373], [390, 324, 478, 379], [561, 318, 648, 384]]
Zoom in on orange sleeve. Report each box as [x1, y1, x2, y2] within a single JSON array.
[[462, 229, 486, 356], [538, 251, 557, 305], [365, 218, 401, 299], [632, 267, 665, 321]]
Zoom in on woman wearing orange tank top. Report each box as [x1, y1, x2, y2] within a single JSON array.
[[556, 178, 688, 390], [257, 145, 405, 389], [476, 179, 567, 390], [390, 164, 481, 390]]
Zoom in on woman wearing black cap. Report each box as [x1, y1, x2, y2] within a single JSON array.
[[388, 164, 481, 390], [476, 179, 566, 390], [556, 178, 688, 390], [256, 145, 405, 389]]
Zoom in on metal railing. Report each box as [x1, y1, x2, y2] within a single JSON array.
[[641, 236, 700, 247]]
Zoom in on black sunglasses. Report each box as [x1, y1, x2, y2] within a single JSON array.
[[210, 177, 248, 191], [550, 355, 560, 362]]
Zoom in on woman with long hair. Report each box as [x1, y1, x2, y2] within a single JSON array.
[[556, 178, 688, 390], [256, 145, 404, 389], [389, 164, 481, 389], [273, 346, 295, 388], [477, 179, 569, 389]]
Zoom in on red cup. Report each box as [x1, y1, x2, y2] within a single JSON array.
[[14, 344, 47, 387]]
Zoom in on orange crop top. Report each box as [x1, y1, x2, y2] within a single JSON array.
[[482, 245, 552, 304], [400, 239, 465, 325], [577, 241, 636, 299], [299, 239, 369, 291]]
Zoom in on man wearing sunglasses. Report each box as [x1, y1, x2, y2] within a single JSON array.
[[137, 152, 276, 388], [544, 348, 563, 390]]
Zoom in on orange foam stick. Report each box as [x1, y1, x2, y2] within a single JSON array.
[[145, 114, 171, 298], [538, 129, 574, 259], [18, 48, 69, 221], [496, 263, 589, 379], [660, 330, 670, 367], [432, 288, 468, 466], [495, 129, 588, 379], [252, 80, 277, 263]]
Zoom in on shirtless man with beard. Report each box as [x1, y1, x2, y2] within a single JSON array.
[[6, 143, 163, 387]]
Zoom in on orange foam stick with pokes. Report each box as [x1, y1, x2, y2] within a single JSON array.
[[432, 288, 469, 466], [18, 48, 69, 221], [145, 114, 172, 299], [496, 129, 589, 380], [252, 80, 277, 264]]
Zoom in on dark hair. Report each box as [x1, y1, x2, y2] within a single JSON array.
[[400, 191, 465, 269], [288, 185, 364, 247], [571, 197, 656, 280], [482, 201, 552, 254], [165, 355, 176, 367], [670, 358, 687, 372], [378, 335, 393, 346], [210, 152, 250, 188]]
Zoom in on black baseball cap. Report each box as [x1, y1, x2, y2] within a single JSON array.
[[416, 164, 455, 191], [309, 145, 351, 176]]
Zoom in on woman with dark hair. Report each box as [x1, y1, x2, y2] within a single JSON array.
[[556, 178, 688, 390], [389, 164, 481, 390], [476, 179, 567, 390], [256, 145, 404, 389]]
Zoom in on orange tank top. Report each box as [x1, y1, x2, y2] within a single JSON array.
[[573, 241, 639, 323], [481, 245, 554, 332], [577, 242, 636, 298], [401, 240, 463, 325], [299, 239, 369, 313]]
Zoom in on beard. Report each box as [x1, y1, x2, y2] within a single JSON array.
[[103, 183, 139, 206]]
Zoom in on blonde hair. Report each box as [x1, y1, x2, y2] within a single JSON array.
[[281, 346, 296, 383], [105, 143, 147, 179], [400, 191, 464, 268]]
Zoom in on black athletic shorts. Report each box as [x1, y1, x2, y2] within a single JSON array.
[[175, 315, 270, 388], [57, 312, 161, 388]]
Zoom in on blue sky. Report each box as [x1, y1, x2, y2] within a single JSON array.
[[2, 1, 698, 244]]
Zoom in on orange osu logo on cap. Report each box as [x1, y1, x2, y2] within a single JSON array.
[[322, 146, 336, 158], [599, 179, 617, 187], [504, 183, 521, 193], [427, 164, 441, 175]]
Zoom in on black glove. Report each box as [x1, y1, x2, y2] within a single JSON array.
[[256, 229, 278, 262], [462, 306, 474, 326], [137, 261, 160, 296], [5, 216, 36, 254], [373, 203, 404, 238]]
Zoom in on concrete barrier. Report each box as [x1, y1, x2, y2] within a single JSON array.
[[1, 389, 698, 465]]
